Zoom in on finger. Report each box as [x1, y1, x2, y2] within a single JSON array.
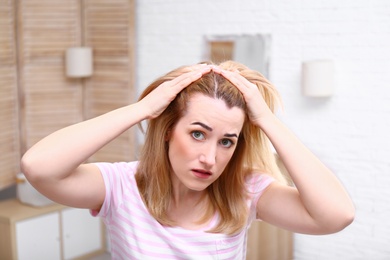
[[216, 69, 254, 94], [189, 63, 210, 71], [168, 66, 211, 92]]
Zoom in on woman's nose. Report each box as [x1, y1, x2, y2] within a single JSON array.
[[199, 145, 216, 166]]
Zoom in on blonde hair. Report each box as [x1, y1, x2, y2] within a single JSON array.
[[135, 60, 284, 235]]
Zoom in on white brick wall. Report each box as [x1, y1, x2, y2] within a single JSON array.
[[136, 1, 390, 259]]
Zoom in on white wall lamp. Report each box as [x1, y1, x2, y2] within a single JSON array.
[[301, 60, 334, 97], [65, 47, 93, 78]]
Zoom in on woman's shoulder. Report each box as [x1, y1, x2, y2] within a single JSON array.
[[93, 161, 140, 175], [245, 171, 275, 193], [245, 170, 274, 182]]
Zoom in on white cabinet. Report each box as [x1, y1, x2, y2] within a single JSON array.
[[16, 212, 62, 260], [62, 208, 102, 259], [0, 199, 105, 260]]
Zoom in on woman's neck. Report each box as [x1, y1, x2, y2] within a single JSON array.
[[168, 190, 214, 230]]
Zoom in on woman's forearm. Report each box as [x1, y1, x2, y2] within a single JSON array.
[[21, 102, 146, 181], [258, 115, 355, 224], [21, 65, 213, 183]]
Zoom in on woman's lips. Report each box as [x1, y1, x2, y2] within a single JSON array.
[[192, 169, 212, 179]]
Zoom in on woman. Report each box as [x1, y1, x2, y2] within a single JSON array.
[[21, 61, 354, 259]]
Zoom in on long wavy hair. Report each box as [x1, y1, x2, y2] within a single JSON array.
[[135, 60, 284, 235]]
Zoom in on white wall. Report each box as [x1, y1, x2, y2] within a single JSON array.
[[136, 1, 390, 259]]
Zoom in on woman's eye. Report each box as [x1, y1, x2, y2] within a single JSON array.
[[191, 131, 205, 140], [220, 139, 233, 148]]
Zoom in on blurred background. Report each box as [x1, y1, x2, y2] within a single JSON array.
[[1, 0, 389, 259]]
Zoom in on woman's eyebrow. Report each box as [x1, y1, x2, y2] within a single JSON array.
[[191, 122, 212, 131], [224, 133, 238, 138], [191, 122, 238, 138]]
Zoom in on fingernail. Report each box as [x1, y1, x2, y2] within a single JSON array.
[[211, 65, 221, 72]]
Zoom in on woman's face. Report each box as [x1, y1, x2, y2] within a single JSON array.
[[167, 93, 245, 192]]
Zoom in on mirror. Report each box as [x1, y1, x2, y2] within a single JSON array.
[[204, 34, 271, 77]]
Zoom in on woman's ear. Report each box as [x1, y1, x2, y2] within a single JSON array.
[[165, 129, 171, 141]]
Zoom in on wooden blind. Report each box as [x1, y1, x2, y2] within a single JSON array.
[[83, 0, 136, 162], [18, 0, 84, 151], [0, 0, 135, 189], [0, 0, 20, 189]]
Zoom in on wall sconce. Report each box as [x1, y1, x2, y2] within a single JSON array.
[[302, 60, 334, 97], [65, 47, 93, 78]]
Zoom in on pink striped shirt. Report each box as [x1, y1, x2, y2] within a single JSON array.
[[93, 161, 273, 259]]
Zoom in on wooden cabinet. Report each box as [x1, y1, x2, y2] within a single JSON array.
[[0, 199, 105, 260], [246, 221, 293, 260]]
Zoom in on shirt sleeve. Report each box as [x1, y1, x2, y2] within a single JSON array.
[[246, 173, 275, 224], [89, 161, 139, 223]]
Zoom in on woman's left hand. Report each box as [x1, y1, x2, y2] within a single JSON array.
[[212, 67, 274, 126], [213, 66, 355, 235]]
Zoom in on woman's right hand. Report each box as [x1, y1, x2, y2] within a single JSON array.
[[20, 64, 211, 210], [138, 64, 212, 119]]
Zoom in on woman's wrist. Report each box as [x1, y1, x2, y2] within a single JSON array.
[[253, 112, 278, 130]]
